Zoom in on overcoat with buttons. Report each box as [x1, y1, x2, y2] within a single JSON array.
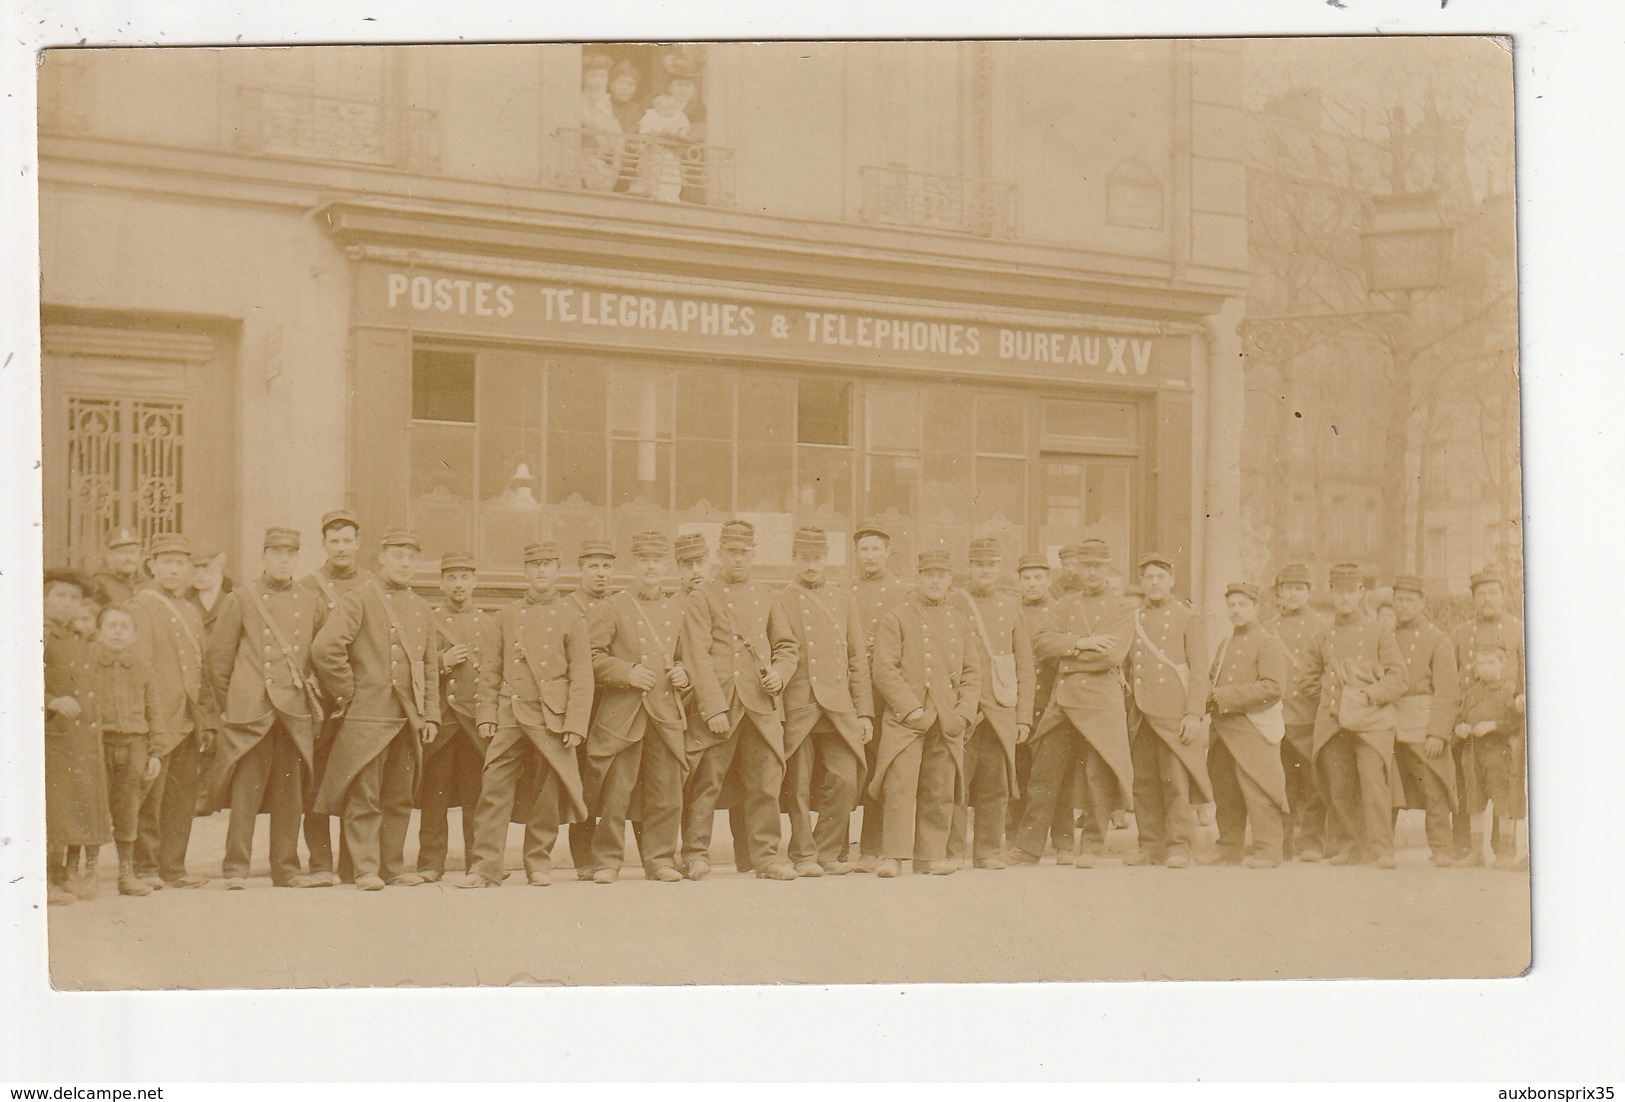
[[201, 576, 325, 811], [127, 586, 220, 758], [1296, 613, 1409, 808], [309, 578, 441, 815], [424, 601, 493, 767], [774, 581, 875, 762], [45, 621, 113, 848], [851, 573, 912, 708], [952, 587, 1035, 798], [1207, 623, 1291, 811], [1128, 600, 1213, 802], [1033, 590, 1136, 806], [1019, 594, 1058, 722], [477, 591, 594, 823], [866, 593, 981, 802], [682, 577, 799, 759], [1451, 614, 1524, 694], [1267, 606, 1329, 735], [1393, 616, 1460, 805], [588, 589, 689, 766]]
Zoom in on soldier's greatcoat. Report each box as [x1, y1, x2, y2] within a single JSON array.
[[1393, 617, 1461, 804], [310, 578, 441, 815], [774, 581, 874, 761], [588, 589, 689, 767], [1297, 613, 1409, 803], [683, 578, 798, 758], [477, 591, 595, 823], [1032, 590, 1136, 804], [867, 593, 981, 801], [127, 586, 219, 757], [421, 601, 493, 775], [1207, 623, 1291, 811], [202, 576, 324, 811], [1127, 599, 1213, 802], [950, 587, 1035, 798]]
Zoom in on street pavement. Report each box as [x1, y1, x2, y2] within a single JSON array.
[[46, 811, 1530, 989]]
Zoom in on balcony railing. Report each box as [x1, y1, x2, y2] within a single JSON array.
[[553, 128, 735, 208], [236, 86, 440, 171], [859, 165, 1018, 239]]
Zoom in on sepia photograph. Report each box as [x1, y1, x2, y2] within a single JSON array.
[[31, 34, 1528, 993]]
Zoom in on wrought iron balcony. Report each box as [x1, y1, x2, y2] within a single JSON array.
[[859, 165, 1018, 239], [235, 86, 440, 171], [553, 128, 736, 207]]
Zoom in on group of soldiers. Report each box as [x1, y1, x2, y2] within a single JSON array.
[[40, 509, 1528, 903]]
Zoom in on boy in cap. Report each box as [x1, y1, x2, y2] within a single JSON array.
[[457, 542, 593, 887], [44, 569, 111, 905], [1389, 574, 1461, 867], [1268, 563, 1332, 861], [1297, 563, 1409, 868], [90, 603, 163, 896], [680, 519, 800, 881], [1453, 644, 1523, 869], [1450, 570, 1525, 864], [296, 508, 372, 886], [416, 551, 491, 882], [848, 518, 912, 870], [1205, 583, 1290, 867], [868, 549, 981, 876], [1013, 538, 1135, 868], [586, 532, 692, 883], [1125, 551, 1211, 868], [947, 538, 1034, 870], [566, 538, 616, 878], [773, 526, 874, 876], [128, 532, 219, 889], [203, 527, 326, 888], [310, 528, 441, 890], [92, 527, 147, 605]]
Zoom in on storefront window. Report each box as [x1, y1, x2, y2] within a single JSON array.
[[477, 350, 545, 564], [409, 422, 475, 559], [675, 367, 733, 523], [546, 363, 609, 561], [609, 368, 675, 548], [921, 390, 972, 555], [795, 378, 853, 560]]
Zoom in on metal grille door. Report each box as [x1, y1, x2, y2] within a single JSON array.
[[65, 394, 186, 567]]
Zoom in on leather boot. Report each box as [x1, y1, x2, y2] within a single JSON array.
[[118, 855, 153, 897], [70, 847, 101, 900]]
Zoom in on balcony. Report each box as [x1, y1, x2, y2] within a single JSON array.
[[552, 128, 736, 208], [235, 85, 440, 171], [859, 165, 1018, 239]]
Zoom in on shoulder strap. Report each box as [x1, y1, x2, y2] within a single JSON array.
[[140, 589, 202, 663], [368, 578, 426, 714], [798, 587, 844, 634], [241, 589, 323, 716], [628, 594, 679, 669], [961, 591, 1000, 656], [1134, 609, 1189, 694]]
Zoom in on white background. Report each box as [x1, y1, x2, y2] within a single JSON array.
[[1, 0, 1621, 1084]]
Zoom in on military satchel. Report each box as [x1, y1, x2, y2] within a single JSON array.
[[964, 594, 1019, 709], [1334, 658, 1399, 733]]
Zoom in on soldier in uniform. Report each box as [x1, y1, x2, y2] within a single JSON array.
[[44, 569, 111, 905], [566, 539, 616, 879], [1268, 563, 1332, 861], [1205, 582, 1290, 868], [457, 541, 594, 888], [585, 532, 691, 884], [1297, 562, 1409, 868], [773, 526, 874, 877], [202, 527, 325, 889], [674, 532, 710, 595], [947, 538, 1034, 870], [848, 518, 911, 871], [1012, 538, 1135, 868], [679, 519, 800, 881], [1048, 544, 1085, 602], [128, 532, 219, 890], [1124, 552, 1211, 868], [1007, 553, 1071, 859], [91, 526, 147, 605], [185, 547, 234, 635], [1390, 574, 1461, 867], [310, 528, 441, 891], [1449, 570, 1526, 864], [416, 551, 491, 882], [295, 509, 372, 887], [868, 549, 980, 877]]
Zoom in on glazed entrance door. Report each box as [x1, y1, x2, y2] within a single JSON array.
[[1037, 454, 1135, 569]]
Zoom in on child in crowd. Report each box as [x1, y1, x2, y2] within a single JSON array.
[[1453, 644, 1523, 870], [63, 585, 106, 894], [44, 569, 111, 905], [92, 604, 166, 896]]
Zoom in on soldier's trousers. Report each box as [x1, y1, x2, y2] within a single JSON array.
[[589, 725, 683, 874], [1281, 724, 1328, 857], [135, 730, 201, 881], [683, 717, 784, 872], [102, 732, 148, 844], [341, 728, 417, 882], [567, 741, 595, 873], [1394, 740, 1453, 858], [1010, 735, 1076, 855], [1015, 726, 1116, 859], [1319, 730, 1394, 861], [784, 716, 860, 867], [877, 722, 957, 862], [1210, 737, 1283, 864], [948, 721, 1009, 862], [1130, 722, 1197, 860], [304, 715, 352, 879], [222, 723, 304, 883], [417, 725, 482, 875], [470, 732, 570, 879], [858, 719, 886, 858]]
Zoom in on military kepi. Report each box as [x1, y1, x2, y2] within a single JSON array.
[[917, 548, 952, 572], [853, 517, 892, 543], [1225, 581, 1261, 602], [1138, 549, 1175, 573], [106, 526, 140, 550], [1275, 563, 1312, 588], [631, 530, 669, 557], [524, 541, 561, 564], [719, 519, 756, 550], [793, 525, 828, 556], [673, 532, 708, 562], [1077, 538, 1112, 563], [380, 527, 421, 551], [1327, 562, 1364, 588], [147, 532, 192, 558], [578, 538, 616, 561], [968, 537, 1001, 564], [263, 527, 301, 551], [1016, 553, 1050, 573], [440, 550, 477, 572], [1469, 570, 1504, 592], [320, 508, 360, 535], [1391, 574, 1425, 595]]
